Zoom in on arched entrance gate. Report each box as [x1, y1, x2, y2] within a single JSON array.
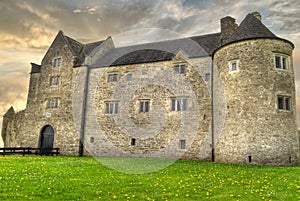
[[39, 125, 54, 154]]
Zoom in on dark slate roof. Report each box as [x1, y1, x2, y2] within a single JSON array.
[[228, 13, 277, 43], [36, 12, 289, 69], [74, 40, 105, 66], [3, 106, 15, 118], [111, 49, 174, 66], [30, 63, 41, 74], [91, 35, 210, 67], [65, 35, 83, 57], [191, 33, 221, 55]]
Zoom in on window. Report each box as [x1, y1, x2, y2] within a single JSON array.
[[50, 76, 60, 86], [47, 98, 59, 109], [179, 140, 186, 149], [139, 100, 150, 113], [131, 138, 136, 146], [53, 57, 62, 67], [229, 60, 239, 73], [174, 63, 186, 74], [274, 54, 289, 70], [277, 96, 291, 111], [126, 73, 132, 81], [108, 73, 118, 82], [171, 98, 188, 111], [90, 137, 94, 143], [205, 73, 210, 81], [105, 101, 119, 114]]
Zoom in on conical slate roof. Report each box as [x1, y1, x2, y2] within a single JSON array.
[[228, 13, 277, 43]]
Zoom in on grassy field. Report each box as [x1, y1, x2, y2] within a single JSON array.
[[0, 156, 299, 201]]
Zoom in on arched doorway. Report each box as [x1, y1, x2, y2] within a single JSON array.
[[39, 125, 54, 154]]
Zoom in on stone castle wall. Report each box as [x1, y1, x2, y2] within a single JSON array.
[[214, 38, 299, 165], [72, 56, 213, 160], [2, 33, 81, 155]]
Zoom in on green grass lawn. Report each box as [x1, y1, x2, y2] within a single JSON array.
[[0, 156, 299, 201]]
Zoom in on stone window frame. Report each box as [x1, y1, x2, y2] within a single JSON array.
[[171, 97, 188, 112], [274, 53, 290, 71], [139, 99, 150, 113], [277, 95, 291, 111], [179, 139, 186, 150], [173, 63, 187, 75], [50, 76, 60, 86], [90, 137, 94, 143], [46, 98, 60, 109], [126, 73, 132, 81], [105, 101, 119, 114], [228, 59, 239, 73], [204, 73, 210, 81], [53, 57, 62, 67], [107, 73, 118, 83]]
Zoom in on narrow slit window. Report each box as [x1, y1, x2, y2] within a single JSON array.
[[229, 60, 239, 73], [131, 138, 136, 146], [179, 140, 186, 149]]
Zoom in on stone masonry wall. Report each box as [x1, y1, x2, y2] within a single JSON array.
[[75, 56, 213, 160], [214, 39, 299, 165], [3, 33, 80, 155]]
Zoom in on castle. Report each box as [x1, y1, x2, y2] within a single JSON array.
[[2, 12, 299, 165]]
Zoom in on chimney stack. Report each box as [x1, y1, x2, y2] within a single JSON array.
[[251, 11, 262, 21], [220, 16, 237, 45]]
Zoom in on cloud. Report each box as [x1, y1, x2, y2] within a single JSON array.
[[268, 0, 300, 34]]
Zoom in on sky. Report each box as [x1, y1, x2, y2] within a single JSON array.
[[0, 0, 300, 146]]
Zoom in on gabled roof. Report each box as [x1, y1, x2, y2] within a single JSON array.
[[35, 12, 292, 69], [227, 13, 277, 43], [74, 40, 105, 66], [3, 106, 15, 118], [65, 35, 83, 57], [30, 63, 41, 74]]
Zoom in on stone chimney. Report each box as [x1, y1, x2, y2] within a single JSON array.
[[251, 11, 262, 21], [220, 16, 238, 45]]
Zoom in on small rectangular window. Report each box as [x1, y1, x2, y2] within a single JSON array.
[[179, 140, 186, 149], [53, 57, 62, 67], [90, 137, 94, 143], [105, 101, 119, 114], [131, 138, 136, 146], [47, 98, 59, 109], [139, 100, 150, 113], [205, 73, 210, 81], [275, 56, 281, 69], [229, 60, 239, 73], [108, 73, 118, 82], [174, 63, 186, 75], [277, 96, 291, 111], [126, 73, 132, 81], [171, 98, 188, 112], [50, 76, 60, 86]]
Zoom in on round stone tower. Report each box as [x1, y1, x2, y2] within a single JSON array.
[[213, 12, 299, 165]]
